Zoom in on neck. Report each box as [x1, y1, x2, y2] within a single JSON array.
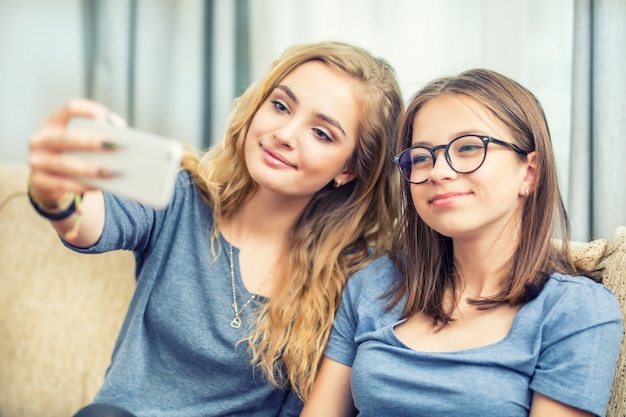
[[221, 188, 310, 248], [452, 226, 520, 298]]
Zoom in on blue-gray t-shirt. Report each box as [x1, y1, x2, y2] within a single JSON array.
[[66, 171, 302, 417], [325, 256, 623, 417]]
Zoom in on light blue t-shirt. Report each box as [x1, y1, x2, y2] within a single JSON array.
[[325, 256, 623, 417], [66, 171, 302, 417]]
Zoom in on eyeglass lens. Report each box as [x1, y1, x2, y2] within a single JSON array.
[[397, 135, 487, 184]]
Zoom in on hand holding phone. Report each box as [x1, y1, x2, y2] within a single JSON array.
[[66, 117, 183, 209]]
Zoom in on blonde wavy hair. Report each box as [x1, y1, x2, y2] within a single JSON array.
[[180, 41, 403, 399]]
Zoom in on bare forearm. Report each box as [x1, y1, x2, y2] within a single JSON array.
[[49, 190, 105, 248]]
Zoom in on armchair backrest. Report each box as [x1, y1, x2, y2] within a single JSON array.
[[571, 227, 626, 417]]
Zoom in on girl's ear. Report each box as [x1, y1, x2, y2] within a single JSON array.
[[521, 151, 537, 196], [333, 166, 357, 188]]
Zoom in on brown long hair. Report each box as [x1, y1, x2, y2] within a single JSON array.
[[389, 68, 599, 326], [182, 41, 403, 399]]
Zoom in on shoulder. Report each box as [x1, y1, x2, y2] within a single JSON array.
[[346, 256, 401, 293], [327, 255, 404, 362], [538, 273, 622, 325], [543, 273, 619, 305], [528, 273, 623, 415], [173, 169, 197, 198], [342, 255, 402, 310], [169, 170, 211, 213]]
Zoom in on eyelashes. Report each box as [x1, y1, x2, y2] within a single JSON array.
[[269, 99, 335, 143]]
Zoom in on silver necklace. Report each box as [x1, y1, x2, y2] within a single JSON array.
[[228, 244, 267, 329]]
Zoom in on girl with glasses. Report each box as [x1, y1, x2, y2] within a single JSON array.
[[26, 41, 404, 417], [302, 68, 622, 417]]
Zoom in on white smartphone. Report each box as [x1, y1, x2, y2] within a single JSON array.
[[66, 117, 183, 209]]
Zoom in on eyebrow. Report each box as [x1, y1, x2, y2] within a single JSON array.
[[275, 84, 347, 138], [411, 130, 487, 146]]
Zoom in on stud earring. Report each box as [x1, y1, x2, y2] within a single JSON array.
[[524, 187, 529, 197], [334, 179, 342, 188]]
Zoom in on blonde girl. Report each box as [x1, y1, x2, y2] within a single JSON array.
[[27, 41, 404, 417]]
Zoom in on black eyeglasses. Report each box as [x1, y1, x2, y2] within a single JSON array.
[[393, 135, 530, 184]]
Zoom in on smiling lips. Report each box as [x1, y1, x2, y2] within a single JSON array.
[[262, 146, 295, 168], [429, 191, 471, 207]]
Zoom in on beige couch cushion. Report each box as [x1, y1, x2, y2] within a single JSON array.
[[589, 227, 626, 417], [0, 163, 135, 417]]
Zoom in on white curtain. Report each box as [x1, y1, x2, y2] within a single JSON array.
[[82, 0, 204, 147], [569, 0, 626, 241]]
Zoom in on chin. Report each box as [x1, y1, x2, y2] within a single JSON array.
[[426, 222, 470, 239]]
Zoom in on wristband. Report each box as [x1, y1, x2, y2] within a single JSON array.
[[28, 191, 82, 221]]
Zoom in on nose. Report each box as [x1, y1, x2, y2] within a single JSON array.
[[273, 118, 299, 148], [428, 148, 457, 182]]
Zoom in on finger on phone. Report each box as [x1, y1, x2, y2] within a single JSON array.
[[41, 98, 111, 130], [30, 148, 116, 181], [30, 126, 119, 153]]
